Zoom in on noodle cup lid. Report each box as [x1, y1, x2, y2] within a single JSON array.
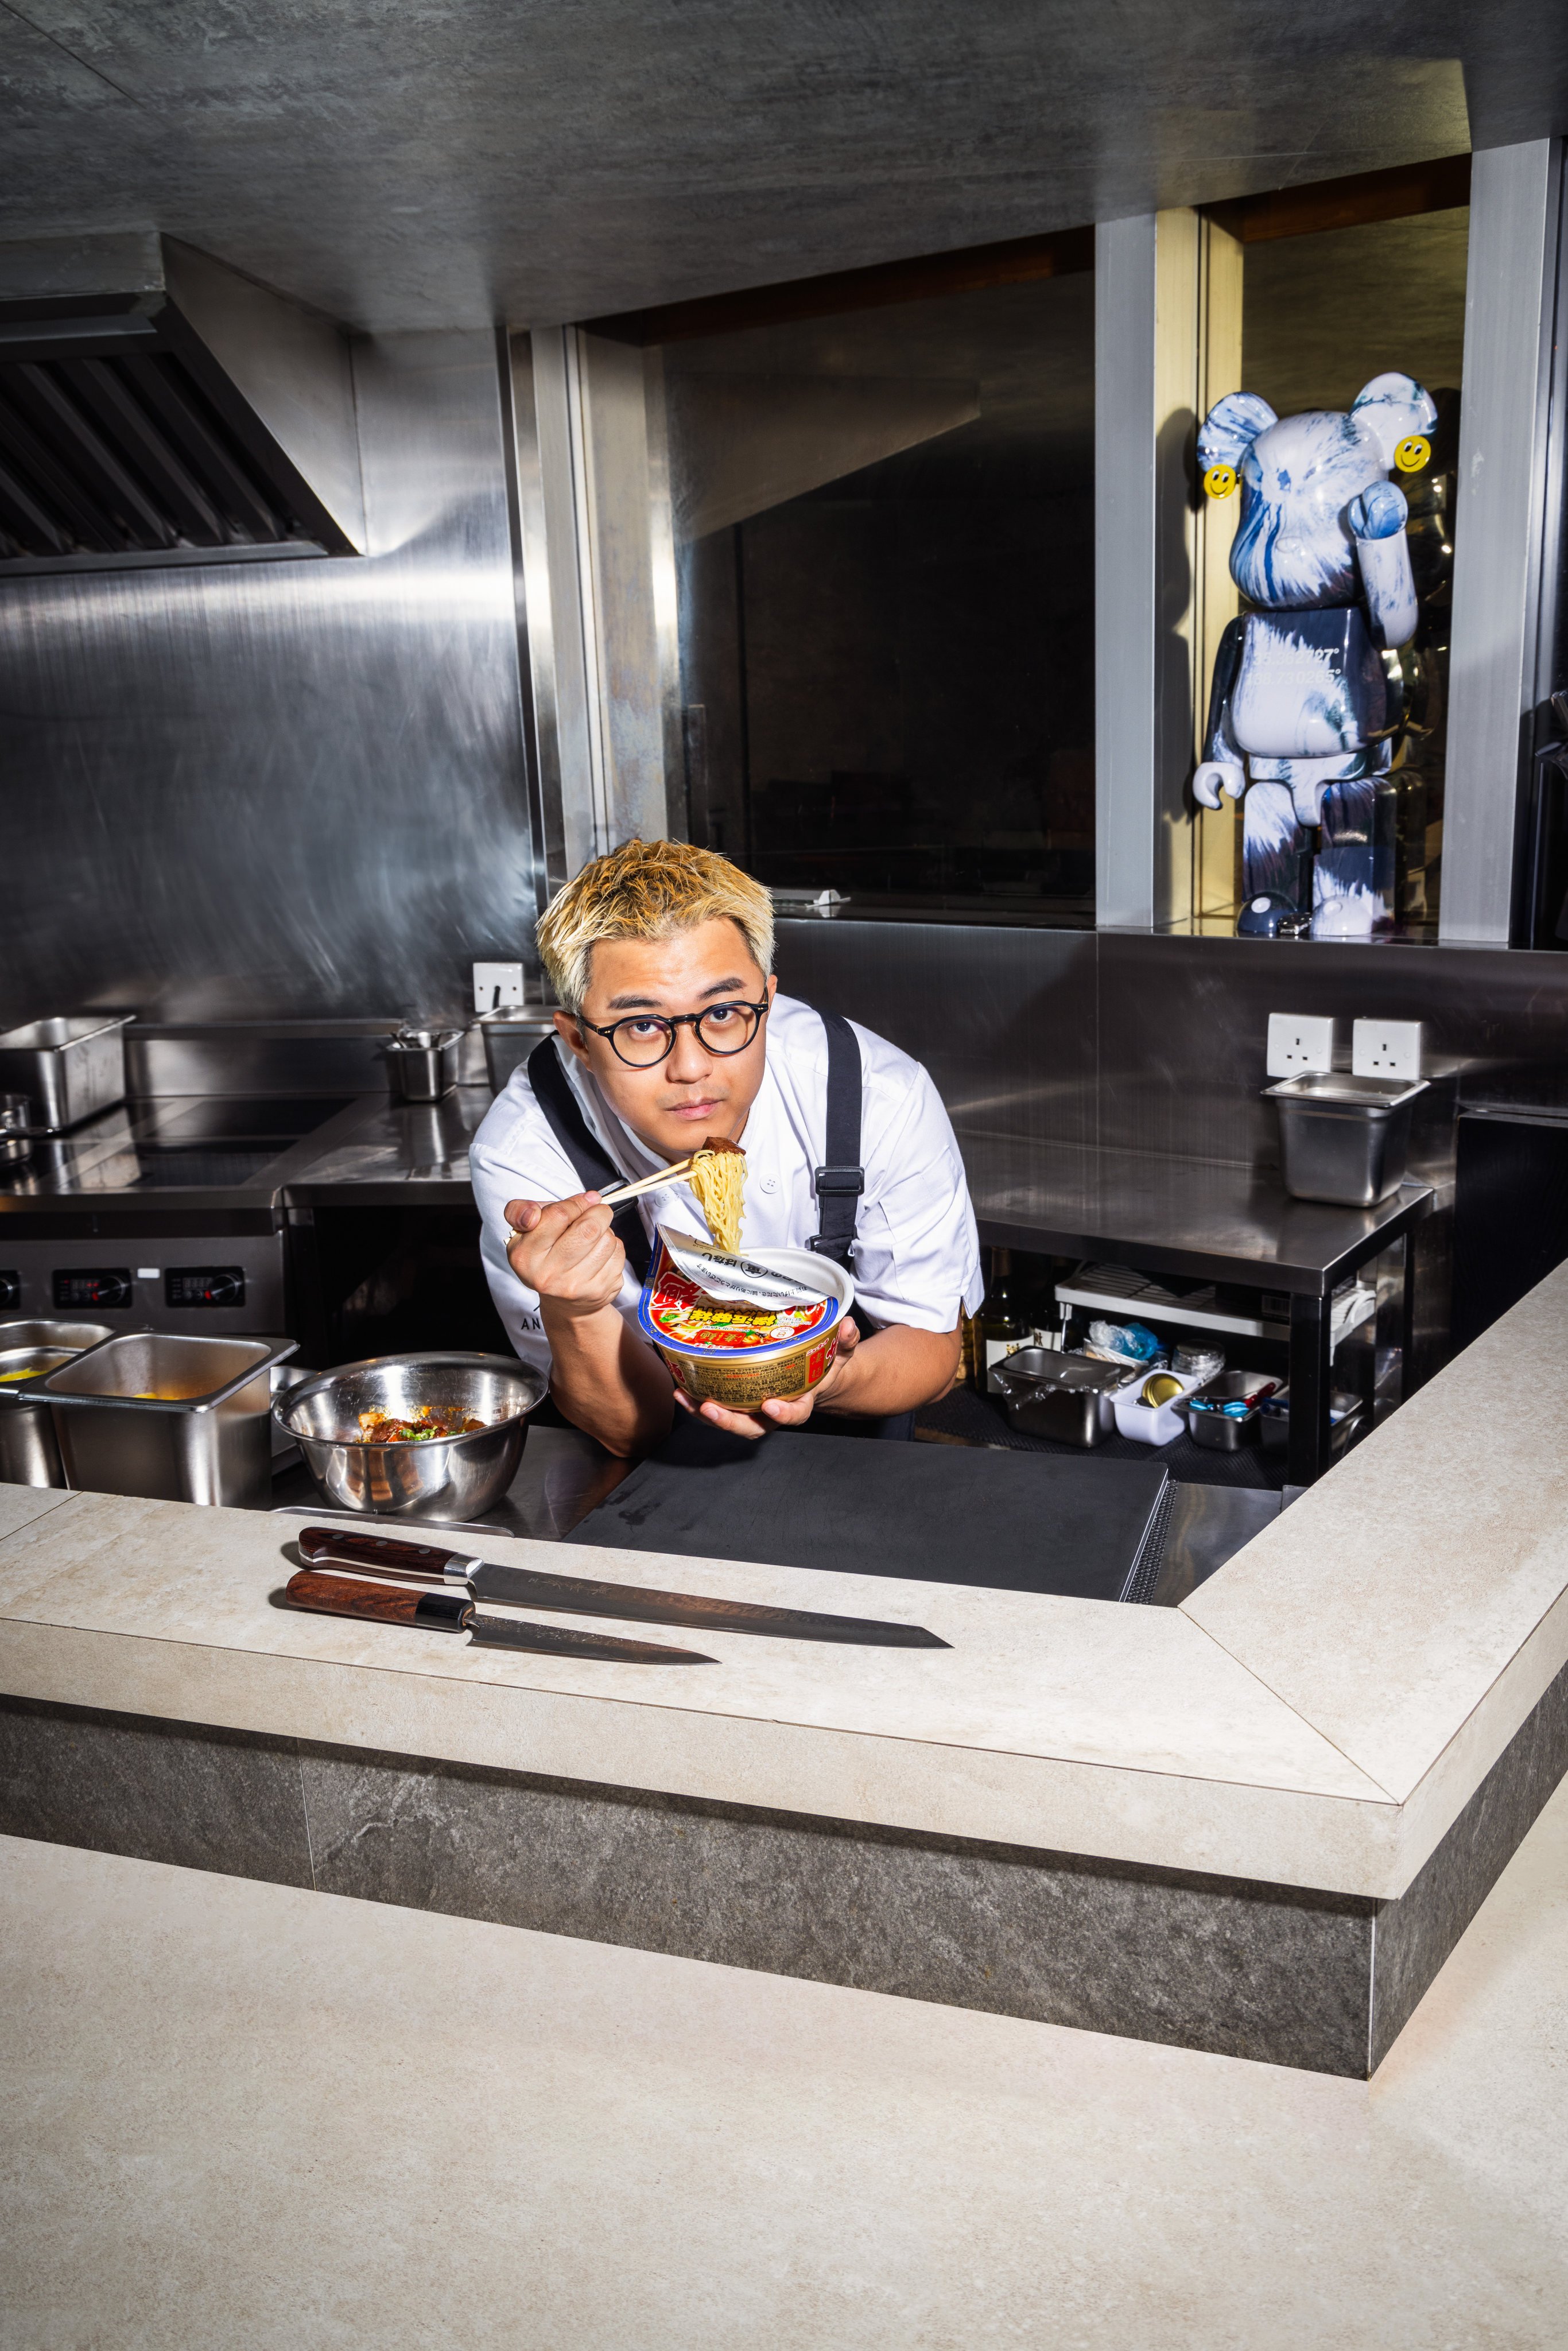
[[638, 1233, 853, 1363]]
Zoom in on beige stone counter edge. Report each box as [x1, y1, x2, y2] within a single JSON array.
[[0, 1613, 1413, 1894]]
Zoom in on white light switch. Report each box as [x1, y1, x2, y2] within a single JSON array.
[[1352, 1018, 1423, 1080], [472, 961, 525, 1014], [1266, 1013, 1336, 1078]]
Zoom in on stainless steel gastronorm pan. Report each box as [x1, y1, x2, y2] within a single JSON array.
[[0, 1014, 133, 1132], [1263, 1070, 1429, 1208], [0, 1318, 115, 1487], [21, 1329, 297, 1507]]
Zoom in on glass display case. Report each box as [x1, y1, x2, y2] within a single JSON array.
[[1191, 171, 1470, 940]]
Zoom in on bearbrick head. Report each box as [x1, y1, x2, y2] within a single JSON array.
[[1198, 373, 1437, 612]]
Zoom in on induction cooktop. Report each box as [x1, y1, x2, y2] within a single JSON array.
[[0, 1096, 356, 1198]]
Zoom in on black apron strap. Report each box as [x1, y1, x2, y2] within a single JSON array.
[[808, 1010, 912, 1442], [809, 1010, 864, 1271], [526, 1037, 653, 1285]]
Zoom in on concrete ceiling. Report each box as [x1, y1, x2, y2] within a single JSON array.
[[0, 2, 1561, 333]]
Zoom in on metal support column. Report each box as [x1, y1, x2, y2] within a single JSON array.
[[1287, 1290, 1334, 1487], [1441, 138, 1565, 944]]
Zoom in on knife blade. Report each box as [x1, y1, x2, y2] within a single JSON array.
[[296, 1526, 949, 1649], [284, 1569, 716, 1664]]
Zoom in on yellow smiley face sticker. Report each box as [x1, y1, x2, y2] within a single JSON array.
[[1202, 461, 1238, 499], [1394, 434, 1431, 473]]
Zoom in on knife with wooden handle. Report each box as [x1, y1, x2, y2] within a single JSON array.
[[284, 1569, 717, 1663], [295, 1526, 949, 1648]]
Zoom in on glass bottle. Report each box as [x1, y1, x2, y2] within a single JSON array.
[[976, 1248, 1027, 1392]]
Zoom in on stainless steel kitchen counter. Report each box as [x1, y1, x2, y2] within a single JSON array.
[[278, 1088, 494, 1208], [270, 1420, 1278, 1607], [960, 1129, 1433, 1291]]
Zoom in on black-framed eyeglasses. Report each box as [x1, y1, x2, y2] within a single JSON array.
[[576, 996, 770, 1069]]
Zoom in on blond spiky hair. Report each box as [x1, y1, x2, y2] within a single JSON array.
[[536, 838, 775, 1014]]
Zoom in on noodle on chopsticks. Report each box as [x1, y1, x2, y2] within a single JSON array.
[[687, 1144, 746, 1251]]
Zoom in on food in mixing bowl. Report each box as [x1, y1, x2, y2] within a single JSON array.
[[356, 1405, 488, 1443]]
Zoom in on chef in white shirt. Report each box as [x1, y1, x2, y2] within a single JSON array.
[[471, 836, 983, 1456]]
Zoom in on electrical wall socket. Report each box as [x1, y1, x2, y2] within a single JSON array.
[[1266, 1012, 1336, 1077], [472, 960, 525, 1013], [1352, 1018, 1423, 1080]]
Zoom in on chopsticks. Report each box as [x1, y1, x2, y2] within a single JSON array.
[[596, 1147, 723, 1209]]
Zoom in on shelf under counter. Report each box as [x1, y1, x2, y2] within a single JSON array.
[[956, 1130, 1435, 1485]]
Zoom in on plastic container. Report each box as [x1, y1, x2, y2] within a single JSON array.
[[1264, 1070, 1428, 1206], [639, 1240, 854, 1410], [1112, 1367, 1207, 1446]]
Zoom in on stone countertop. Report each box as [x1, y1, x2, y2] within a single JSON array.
[[6, 1255, 1568, 1902], [8, 1778, 1567, 2349]]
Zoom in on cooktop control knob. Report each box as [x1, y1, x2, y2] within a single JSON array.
[[165, 1266, 246, 1309], [53, 1269, 132, 1310]]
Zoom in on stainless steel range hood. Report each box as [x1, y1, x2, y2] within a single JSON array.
[[0, 232, 366, 572]]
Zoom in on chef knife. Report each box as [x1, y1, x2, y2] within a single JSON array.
[[284, 1568, 716, 1663], [296, 1525, 950, 1649]]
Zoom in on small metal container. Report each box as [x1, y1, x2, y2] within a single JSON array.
[[0, 1319, 115, 1485], [275, 1352, 545, 1520], [1258, 1385, 1367, 1457], [382, 1026, 463, 1103], [0, 1093, 32, 1166], [0, 1013, 133, 1132], [21, 1330, 298, 1507], [1182, 1370, 1278, 1452], [990, 1349, 1132, 1448], [478, 1008, 557, 1095], [1264, 1070, 1429, 1207]]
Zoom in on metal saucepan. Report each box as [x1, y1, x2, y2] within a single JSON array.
[[275, 1351, 546, 1519]]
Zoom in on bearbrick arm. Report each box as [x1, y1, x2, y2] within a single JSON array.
[[1350, 480, 1418, 649], [1193, 614, 1248, 809]]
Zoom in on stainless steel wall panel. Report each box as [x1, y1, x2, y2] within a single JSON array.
[[0, 330, 537, 1029], [780, 919, 1567, 1200], [773, 919, 1098, 1150], [123, 1023, 393, 1099], [1097, 932, 1568, 1169]]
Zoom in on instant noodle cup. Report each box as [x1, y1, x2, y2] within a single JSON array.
[[638, 1238, 855, 1409]]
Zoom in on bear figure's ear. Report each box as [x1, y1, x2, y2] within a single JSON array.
[[1197, 391, 1277, 473], [1352, 372, 1439, 464]]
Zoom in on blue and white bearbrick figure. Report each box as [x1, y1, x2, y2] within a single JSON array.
[[1193, 371, 1439, 938]]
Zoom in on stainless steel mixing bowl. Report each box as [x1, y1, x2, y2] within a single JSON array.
[[275, 1351, 546, 1519]]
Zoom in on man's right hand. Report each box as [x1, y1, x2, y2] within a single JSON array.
[[504, 1193, 626, 1319]]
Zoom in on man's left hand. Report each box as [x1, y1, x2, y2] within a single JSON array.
[[673, 1318, 862, 1441]]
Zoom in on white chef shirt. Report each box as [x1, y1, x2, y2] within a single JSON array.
[[469, 991, 983, 1381]]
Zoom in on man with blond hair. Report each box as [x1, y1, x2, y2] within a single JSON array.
[[471, 838, 981, 1456]]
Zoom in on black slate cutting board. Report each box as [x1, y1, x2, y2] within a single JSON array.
[[566, 1430, 1171, 1603]]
